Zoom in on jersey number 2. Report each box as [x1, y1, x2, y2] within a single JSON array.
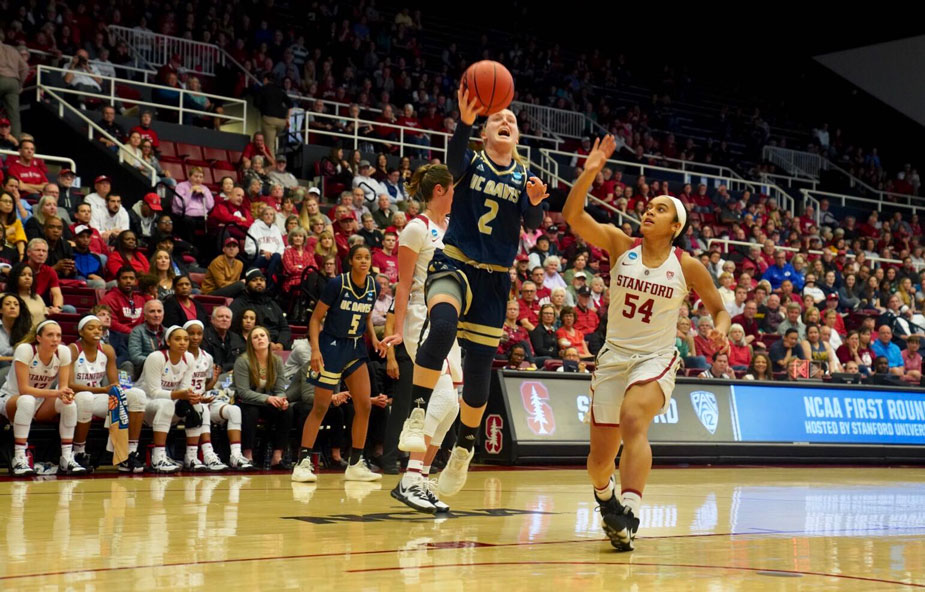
[[622, 293, 654, 324], [478, 199, 499, 235]]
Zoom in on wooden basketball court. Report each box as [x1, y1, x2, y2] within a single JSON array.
[[1, 466, 923, 590]]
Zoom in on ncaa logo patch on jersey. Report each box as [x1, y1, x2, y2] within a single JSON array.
[[512, 171, 523, 181], [32, 360, 38, 367], [627, 252, 638, 261], [431, 228, 439, 238], [690, 391, 719, 434]]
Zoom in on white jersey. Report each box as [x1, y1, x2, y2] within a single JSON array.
[[73, 343, 108, 388], [139, 350, 193, 399], [606, 240, 688, 355], [0, 344, 72, 398], [398, 214, 462, 383], [398, 214, 445, 310], [189, 349, 214, 395]]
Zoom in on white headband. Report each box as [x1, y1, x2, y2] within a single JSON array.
[[36, 319, 60, 334], [164, 325, 184, 342], [77, 315, 101, 332], [666, 195, 688, 238], [183, 320, 204, 332]]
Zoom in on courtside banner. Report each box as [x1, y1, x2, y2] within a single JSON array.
[[498, 375, 737, 443], [730, 384, 925, 444]]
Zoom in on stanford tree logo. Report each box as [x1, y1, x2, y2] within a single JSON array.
[[484, 414, 503, 454], [520, 381, 556, 436]]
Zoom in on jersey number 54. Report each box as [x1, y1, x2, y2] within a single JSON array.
[[622, 293, 654, 324]]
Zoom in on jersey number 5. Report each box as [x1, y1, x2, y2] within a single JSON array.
[[622, 293, 654, 324], [349, 314, 362, 334], [478, 199, 499, 235]]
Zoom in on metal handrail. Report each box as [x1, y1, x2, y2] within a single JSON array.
[[762, 146, 824, 179], [39, 87, 158, 186], [36, 65, 247, 129], [108, 25, 221, 76], [0, 148, 76, 175], [705, 238, 917, 270], [642, 152, 746, 181], [511, 101, 586, 139], [800, 188, 925, 220], [757, 171, 819, 191], [26, 48, 158, 81], [299, 109, 561, 160], [820, 157, 923, 206]]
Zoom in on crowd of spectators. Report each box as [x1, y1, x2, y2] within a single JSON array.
[[1, 1, 924, 473]]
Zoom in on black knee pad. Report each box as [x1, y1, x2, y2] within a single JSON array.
[[461, 350, 495, 407], [415, 302, 459, 371]]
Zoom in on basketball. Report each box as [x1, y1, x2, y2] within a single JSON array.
[[462, 60, 515, 116]]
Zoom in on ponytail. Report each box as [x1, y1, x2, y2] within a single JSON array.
[[405, 164, 453, 204]]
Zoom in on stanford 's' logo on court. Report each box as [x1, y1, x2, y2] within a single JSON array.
[[690, 391, 719, 434], [520, 382, 556, 436], [485, 414, 504, 454]]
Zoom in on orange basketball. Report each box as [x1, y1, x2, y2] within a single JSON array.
[[462, 60, 515, 116]]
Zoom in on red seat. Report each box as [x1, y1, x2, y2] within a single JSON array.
[[228, 150, 243, 165], [161, 161, 187, 182], [212, 160, 236, 171], [543, 359, 563, 371], [192, 294, 230, 316], [290, 325, 308, 340], [176, 143, 204, 161], [61, 286, 97, 312], [49, 313, 82, 339], [159, 141, 178, 158], [202, 146, 228, 162], [492, 359, 508, 369], [198, 168, 215, 185]]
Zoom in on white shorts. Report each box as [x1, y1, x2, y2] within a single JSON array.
[[403, 300, 463, 385], [589, 345, 680, 426]]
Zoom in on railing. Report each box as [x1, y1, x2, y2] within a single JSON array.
[[757, 171, 819, 191], [800, 188, 925, 223], [817, 157, 925, 207], [531, 148, 639, 228], [39, 87, 158, 186], [296, 109, 576, 165], [763, 146, 825, 179], [0, 148, 77, 175], [108, 25, 221, 76], [706, 238, 918, 270], [643, 153, 746, 181], [35, 65, 247, 130], [511, 101, 586, 139], [26, 48, 158, 83]]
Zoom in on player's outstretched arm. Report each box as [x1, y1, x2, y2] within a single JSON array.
[[683, 253, 732, 345], [446, 87, 481, 180], [562, 135, 633, 257]]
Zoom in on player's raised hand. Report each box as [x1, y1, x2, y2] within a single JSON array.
[[526, 177, 549, 205], [584, 135, 617, 175], [457, 86, 482, 126]]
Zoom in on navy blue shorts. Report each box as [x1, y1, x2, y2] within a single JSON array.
[[425, 249, 511, 356], [307, 332, 368, 389]]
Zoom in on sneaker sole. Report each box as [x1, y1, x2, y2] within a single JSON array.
[[390, 487, 436, 514], [398, 437, 427, 453], [291, 472, 317, 483], [601, 521, 635, 552], [437, 472, 468, 497]]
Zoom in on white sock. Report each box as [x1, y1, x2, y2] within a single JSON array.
[[186, 445, 198, 463], [13, 444, 27, 459], [60, 443, 73, 461], [230, 442, 242, 457], [152, 446, 166, 463], [621, 490, 642, 515], [129, 440, 139, 454], [73, 443, 86, 455], [402, 459, 424, 486], [594, 477, 614, 501], [201, 442, 214, 457], [422, 464, 431, 477]]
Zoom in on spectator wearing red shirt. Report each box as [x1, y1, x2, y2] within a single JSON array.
[[517, 281, 541, 331], [372, 230, 398, 283], [6, 139, 47, 195], [100, 267, 146, 334], [694, 316, 727, 360], [208, 186, 255, 241], [498, 300, 533, 359], [25, 238, 70, 314], [573, 287, 600, 336], [69, 202, 109, 256], [105, 230, 150, 280], [240, 131, 274, 169], [130, 111, 160, 149], [571, 137, 592, 170], [731, 301, 762, 346], [396, 104, 430, 157], [529, 267, 551, 300], [374, 104, 399, 146], [902, 335, 922, 383], [556, 306, 591, 359]]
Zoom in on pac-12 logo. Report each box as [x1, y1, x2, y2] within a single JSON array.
[[690, 391, 719, 434], [520, 381, 556, 436], [484, 414, 504, 455]]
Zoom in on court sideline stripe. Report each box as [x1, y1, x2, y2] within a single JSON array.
[[344, 561, 925, 588]]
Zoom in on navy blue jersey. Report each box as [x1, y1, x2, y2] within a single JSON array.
[[319, 273, 378, 339], [444, 123, 538, 268]]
